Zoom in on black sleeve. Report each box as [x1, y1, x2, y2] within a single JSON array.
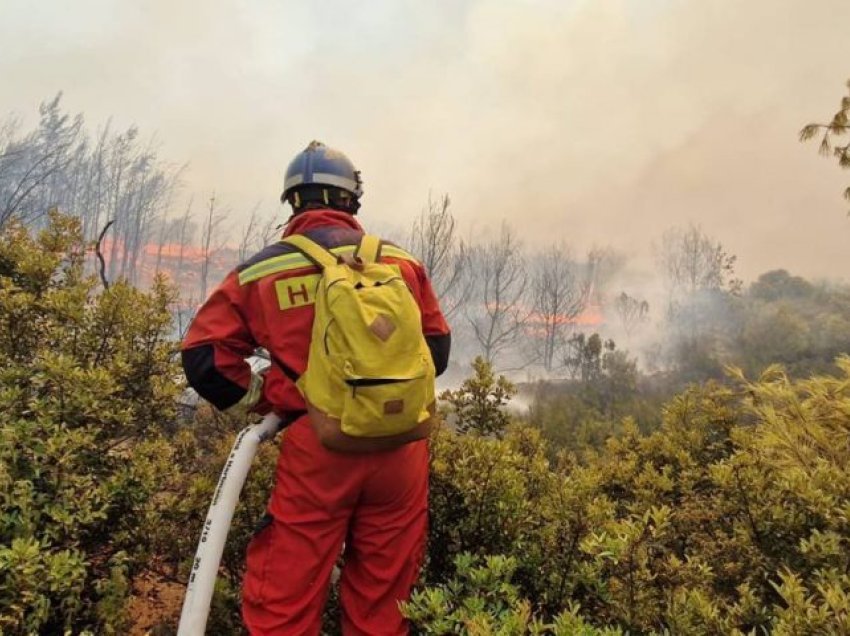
[[181, 344, 247, 411], [425, 332, 451, 377]]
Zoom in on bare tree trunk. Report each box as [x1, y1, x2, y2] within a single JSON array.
[[465, 222, 529, 368], [154, 215, 168, 275], [88, 125, 110, 242], [199, 193, 225, 301], [176, 197, 195, 297], [106, 132, 129, 281]]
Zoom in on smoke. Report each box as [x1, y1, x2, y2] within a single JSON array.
[[1, 0, 848, 282]]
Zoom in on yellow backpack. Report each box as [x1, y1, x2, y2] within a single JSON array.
[[282, 234, 436, 438]]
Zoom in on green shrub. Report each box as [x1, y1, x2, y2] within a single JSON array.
[[404, 553, 624, 635], [0, 213, 180, 633], [440, 356, 516, 437], [418, 357, 850, 634]]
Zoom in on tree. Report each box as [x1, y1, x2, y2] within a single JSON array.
[[561, 332, 615, 383], [799, 79, 850, 213], [174, 196, 195, 283], [586, 246, 626, 306], [656, 224, 742, 350], [656, 224, 740, 298], [408, 193, 469, 319], [614, 292, 649, 338], [0, 96, 183, 283], [530, 244, 591, 372], [0, 94, 83, 229], [652, 225, 741, 378], [749, 269, 814, 302], [259, 213, 282, 247], [199, 193, 226, 301], [237, 203, 279, 262], [465, 223, 529, 367]]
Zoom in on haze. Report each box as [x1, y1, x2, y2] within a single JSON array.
[[1, 0, 848, 281]]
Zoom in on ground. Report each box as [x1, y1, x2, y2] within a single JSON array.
[[127, 571, 184, 635]]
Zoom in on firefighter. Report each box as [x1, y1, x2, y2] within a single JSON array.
[[181, 140, 451, 635]]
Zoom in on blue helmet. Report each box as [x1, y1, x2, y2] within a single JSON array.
[[281, 141, 363, 206]]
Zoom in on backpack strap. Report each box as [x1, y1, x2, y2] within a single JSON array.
[[282, 235, 338, 270], [355, 234, 383, 264]]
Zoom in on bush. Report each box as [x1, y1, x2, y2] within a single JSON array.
[[440, 356, 517, 437], [404, 554, 624, 635], [417, 357, 850, 634], [0, 213, 179, 633]]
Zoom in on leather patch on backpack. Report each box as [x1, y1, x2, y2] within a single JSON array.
[[384, 399, 404, 415], [370, 314, 396, 341]]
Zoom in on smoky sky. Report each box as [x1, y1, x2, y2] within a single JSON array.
[[1, 0, 848, 281]]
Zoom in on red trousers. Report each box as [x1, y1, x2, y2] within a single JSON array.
[[242, 416, 429, 635]]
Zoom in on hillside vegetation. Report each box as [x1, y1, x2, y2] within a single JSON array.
[[2, 215, 850, 635]]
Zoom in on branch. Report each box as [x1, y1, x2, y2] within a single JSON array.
[[95, 220, 114, 290], [1, 144, 68, 222]]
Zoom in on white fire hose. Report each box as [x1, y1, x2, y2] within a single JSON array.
[[177, 412, 282, 636]]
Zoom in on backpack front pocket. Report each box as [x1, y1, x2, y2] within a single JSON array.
[[340, 357, 432, 437]]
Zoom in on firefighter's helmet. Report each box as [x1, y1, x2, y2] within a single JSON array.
[[281, 141, 363, 213]]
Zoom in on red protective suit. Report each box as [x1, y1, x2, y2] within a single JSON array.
[[181, 209, 450, 635]]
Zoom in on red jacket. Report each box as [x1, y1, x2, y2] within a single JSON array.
[[181, 209, 451, 420]]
